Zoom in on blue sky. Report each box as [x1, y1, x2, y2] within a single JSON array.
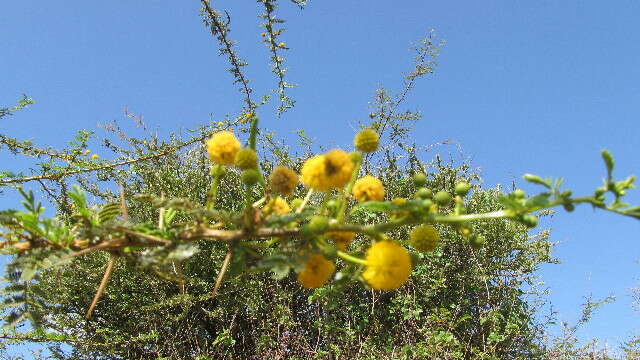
[[2, 0, 640, 354]]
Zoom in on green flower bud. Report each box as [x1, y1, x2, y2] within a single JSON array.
[[290, 198, 304, 210], [521, 215, 538, 228], [469, 234, 486, 249], [512, 189, 526, 199], [454, 182, 471, 196], [421, 199, 434, 209], [241, 169, 261, 186], [303, 216, 330, 235], [563, 203, 575, 212], [434, 191, 452, 206], [234, 148, 258, 170], [415, 187, 433, 200], [210, 164, 227, 178], [413, 173, 427, 187], [326, 199, 340, 210], [349, 151, 363, 164]]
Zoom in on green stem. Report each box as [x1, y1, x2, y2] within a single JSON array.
[[337, 250, 367, 266], [206, 173, 222, 210], [336, 153, 363, 222], [248, 114, 259, 150]]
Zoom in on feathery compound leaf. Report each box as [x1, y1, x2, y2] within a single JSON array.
[[98, 202, 121, 224]]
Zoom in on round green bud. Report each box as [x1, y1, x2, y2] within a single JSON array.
[[454, 182, 471, 196], [413, 173, 427, 187], [434, 191, 452, 206], [595, 187, 607, 197], [349, 151, 363, 163], [421, 199, 434, 209], [304, 216, 330, 234], [512, 189, 526, 199], [326, 199, 340, 210], [290, 198, 304, 210], [469, 234, 486, 249], [211, 164, 227, 178], [521, 215, 538, 228], [241, 169, 261, 186], [415, 187, 433, 200], [563, 203, 575, 212], [234, 148, 258, 170]]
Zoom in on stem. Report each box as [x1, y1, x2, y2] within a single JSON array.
[[207, 173, 221, 210], [296, 189, 314, 214], [337, 250, 367, 266], [337, 153, 363, 222]]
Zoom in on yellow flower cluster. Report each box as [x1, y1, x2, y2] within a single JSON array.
[[353, 128, 379, 153], [300, 149, 354, 191], [327, 231, 355, 251], [352, 175, 384, 202], [297, 254, 335, 288], [269, 166, 299, 195], [362, 240, 412, 290], [206, 131, 240, 165], [409, 225, 440, 252], [264, 197, 291, 215]]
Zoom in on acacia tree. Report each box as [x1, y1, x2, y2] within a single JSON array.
[[1, 1, 638, 359]]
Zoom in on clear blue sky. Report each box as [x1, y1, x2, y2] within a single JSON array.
[[2, 0, 640, 353]]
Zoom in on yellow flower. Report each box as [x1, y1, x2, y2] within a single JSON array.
[[362, 240, 412, 290], [324, 150, 353, 188], [206, 131, 241, 165], [327, 231, 355, 251], [234, 148, 258, 169], [354, 128, 379, 153], [269, 166, 298, 195], [297, 254, 335, 288], [300, 149, 354, 191], [278, 42, 286, 48], [264, 197, 291, 215], [352, 175, 384, 202], [83, 149, 91, 155], [91, 154, 99, 160], [409, 225, 440, 252]]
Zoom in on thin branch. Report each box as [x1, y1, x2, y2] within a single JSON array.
[[85, 254, 117, 319], [1, 134, 210, 185]]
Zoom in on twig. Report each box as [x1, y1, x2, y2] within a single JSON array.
[[211, 246, 234, 296], [85, 254, 117, 319]]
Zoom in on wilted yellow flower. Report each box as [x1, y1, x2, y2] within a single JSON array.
[[409, 225, 440, 252], [354, 128, 379, 153], [83, 149, 91, 155], [206, 131, 241, 165], [234, 148, 258, 169], [362, 240, 412, 290], [300, 150, 354, 191], [264, 197, 291, 215], [352, 175, 384, 202], [269, 166, 298, 195], [327, 231, 355, 251], [297, 254, 335, 288]]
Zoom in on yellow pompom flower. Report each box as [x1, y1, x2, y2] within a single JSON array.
[[206, 131, 241, 165], [264, 197, 291, 215], [234, 148, 258, 169], [324, 149, 354, 188], [269, 166, 299, 195], [327, 231, 355, 251], [297, 254, 335, 288], [352, 175, 384, 202], [300, 150, 354, 191], [91, 154, 99, 160], [362, 240, 412, 290], [354, 128, 379, 153], [409, 225, 441, 252]]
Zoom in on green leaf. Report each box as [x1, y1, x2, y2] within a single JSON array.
[[98, 203, 121, 224], [601, 149, 615, 181]]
